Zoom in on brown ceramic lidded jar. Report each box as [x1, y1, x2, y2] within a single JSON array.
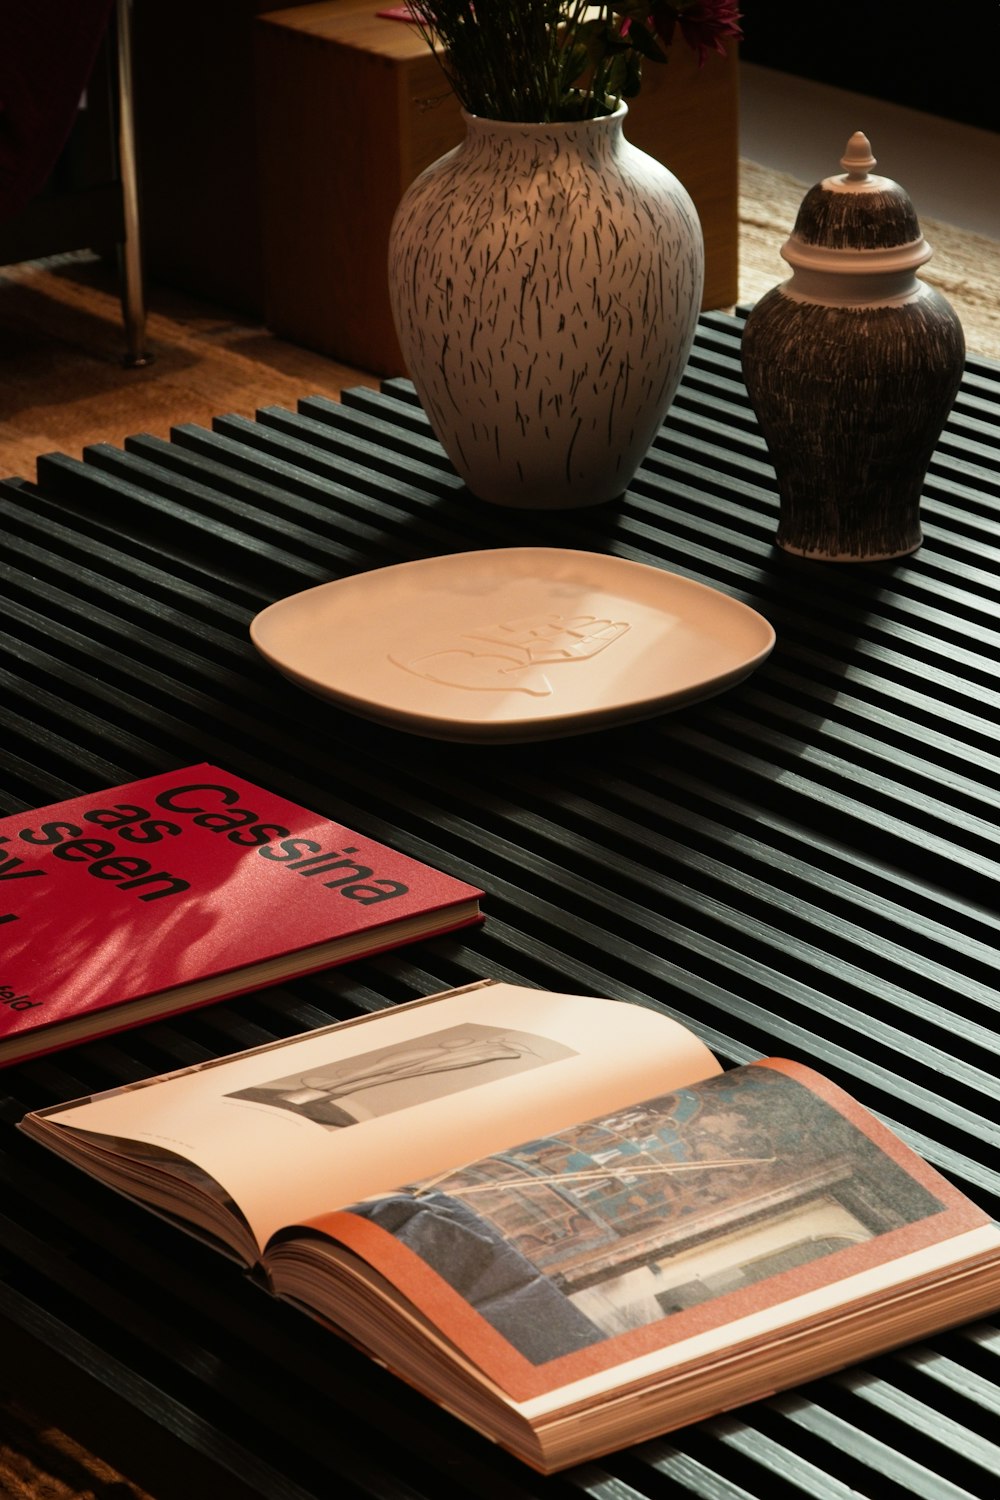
[[741, 132, 965, 561]]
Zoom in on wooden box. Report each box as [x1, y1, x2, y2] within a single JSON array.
[[626, 41, 740, 316], [256, 2, 739, 377]]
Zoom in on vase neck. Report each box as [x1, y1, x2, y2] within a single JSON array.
[[461, 107, 627, 164]]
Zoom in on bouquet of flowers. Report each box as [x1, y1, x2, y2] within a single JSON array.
[[405, 0, 743, 122]]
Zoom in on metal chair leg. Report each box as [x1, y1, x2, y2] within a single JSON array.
[[116, 0, 153, 367]]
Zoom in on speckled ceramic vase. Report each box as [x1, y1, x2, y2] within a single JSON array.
[[741, 132, 965, 561], [388, 103, 704, 509]]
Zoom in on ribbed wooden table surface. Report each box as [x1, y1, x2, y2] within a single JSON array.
[[1, 310, 998, 1499]]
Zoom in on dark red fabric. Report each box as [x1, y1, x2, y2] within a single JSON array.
[[0, 0, 116, 221]]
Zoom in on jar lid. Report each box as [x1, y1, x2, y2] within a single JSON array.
[[781, 133, 932, 275]]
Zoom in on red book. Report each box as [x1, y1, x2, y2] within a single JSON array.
[[0, 765, 483, 1066]]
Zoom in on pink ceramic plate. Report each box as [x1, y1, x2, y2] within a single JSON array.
[[249, 548, 775, 743]]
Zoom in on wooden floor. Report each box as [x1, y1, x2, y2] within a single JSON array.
[[0, 251, 381, 483], [0, 1395, 155, 1500]]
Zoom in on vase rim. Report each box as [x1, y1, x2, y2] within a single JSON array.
[[460, 99, 628, 131]]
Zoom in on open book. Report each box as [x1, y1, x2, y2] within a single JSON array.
[[19, 981, 1000, 1473]]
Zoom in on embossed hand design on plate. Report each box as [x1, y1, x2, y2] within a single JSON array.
[[391, 613, 631, 696]]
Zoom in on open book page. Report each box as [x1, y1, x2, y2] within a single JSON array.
[[296, 1057, 998, 1406], [26, 983, 719, 1255]]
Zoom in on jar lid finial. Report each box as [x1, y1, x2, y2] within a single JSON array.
[[841, 131, 877, 180]]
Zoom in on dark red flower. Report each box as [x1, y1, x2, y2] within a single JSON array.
[[676, 0, 743, 64], [646, 0, 742, 64]]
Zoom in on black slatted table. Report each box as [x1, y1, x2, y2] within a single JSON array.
[[1, 309, 999, 1500]]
